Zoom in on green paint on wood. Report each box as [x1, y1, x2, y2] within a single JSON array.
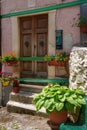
[[19, 57, 44, 61], [16, 77, 69, 84], [1, 0, 87, 18]]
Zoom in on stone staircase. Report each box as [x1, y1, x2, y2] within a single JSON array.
[[7, 84, 47, 117]]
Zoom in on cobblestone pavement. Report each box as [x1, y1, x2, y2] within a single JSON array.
[[0, 107, 51, 130]]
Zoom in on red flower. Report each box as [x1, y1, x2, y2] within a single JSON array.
[[0, 72, 3, 75]]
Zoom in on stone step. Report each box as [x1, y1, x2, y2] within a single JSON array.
[[9, 92, 37, 104], [7, 101, 47, 117], [7, 84, 47, 117], [19, 84, 44, 93]]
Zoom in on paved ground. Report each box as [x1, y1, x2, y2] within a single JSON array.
[[0, 107, 51, 130]]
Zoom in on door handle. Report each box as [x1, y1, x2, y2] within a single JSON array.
[[34, 45, 36, 48], [33, 45, 36, 56]]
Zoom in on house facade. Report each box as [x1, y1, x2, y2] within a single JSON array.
[[1, 0, 87, 79]]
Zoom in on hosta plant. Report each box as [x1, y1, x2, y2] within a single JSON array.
[[33, 84, 86, 114]]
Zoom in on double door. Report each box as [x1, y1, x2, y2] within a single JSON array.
[[20, 14, 48, 78]]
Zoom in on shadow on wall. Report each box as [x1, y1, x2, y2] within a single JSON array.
[[73, 42, 87, 47]]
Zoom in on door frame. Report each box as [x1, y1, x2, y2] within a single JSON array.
[[11, 10, 56, 78]]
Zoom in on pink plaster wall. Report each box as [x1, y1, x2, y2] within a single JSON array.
[[1, 0, 75, 14], [1, 18, 13, 73], [36, 0, 74, 7], [1, 0, 27, 14], [36, 0, 60, 7], [56, 6, 80, 51], [1, 18, 12, 53], [1, 0, 80, 53]]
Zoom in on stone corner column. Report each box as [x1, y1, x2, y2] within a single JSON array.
[[48, 11, 56, 78], [69, 46, 87, 95]]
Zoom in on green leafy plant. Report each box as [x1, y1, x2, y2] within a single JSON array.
[[0, 72, 13, 86], [56, 52, 69, 62], [44, 55, 55, 61], [33, 84, 86, 114], [13, 79, 19, 88], [44, 52, 69, 62], [72, 13, 87, 27], [0, 52, 19, 64]]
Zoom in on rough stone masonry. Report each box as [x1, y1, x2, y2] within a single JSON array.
[[69, 46, 87, 95]]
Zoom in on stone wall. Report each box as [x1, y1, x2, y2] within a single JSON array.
[[69, 46, 87, 95], [0, 82, 12, 106]]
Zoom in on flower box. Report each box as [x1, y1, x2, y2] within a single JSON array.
[[48, 60, 66, 66], [45, 52, 70, 67], [6, 60, 18, 66], [0, 52, 19, 66], [48, 60, 55, 66]]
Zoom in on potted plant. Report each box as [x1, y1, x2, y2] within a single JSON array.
[[44, 55, 55, 66], [44, 52, 69, 67], [0, 72, 13, 106], [55, 52, 69, 66], [12, 79, 20, 93], [1, 52, 19, 66], [72, 13, 87, 33], [33, 84, 86, 127], [0, 72, 13, 86]]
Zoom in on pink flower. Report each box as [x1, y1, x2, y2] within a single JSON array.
[[73, 17, 76, 20], [77, 13, 80, 16]]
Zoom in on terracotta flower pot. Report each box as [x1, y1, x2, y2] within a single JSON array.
[[13, 87, 20, 93], [80, 25, 87, 33], [49, 110, 67, 125]]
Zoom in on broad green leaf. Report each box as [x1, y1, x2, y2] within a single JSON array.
[[75, 89, 84, 95], [65, 102, 74, 112], [44, 99, 54, 110], [59, 96, 66, 102], [71, 94, 77, 99], [56, 102, 64, 112], [67, 97, 81, 107], [58, 95, 63, 99], [47, 104, 55, 113], [46, 92, 55, 98], [35, 99, 44, 111], [77, 98, 86, 105]]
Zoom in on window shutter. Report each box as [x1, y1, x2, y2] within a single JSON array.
[[80, 4, 87, 43], [80, 4, 87, 17]]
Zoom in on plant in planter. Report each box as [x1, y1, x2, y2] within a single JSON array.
[[44, 55, 55, 66], [1, 52, 19, 66], [55, 52, 69, 66], [44, 52, 69, 66], [33, 84, 86, 127], [12, 79, 20, 93], [72, 13, 87, 33], [0, 72, 13, 86]]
